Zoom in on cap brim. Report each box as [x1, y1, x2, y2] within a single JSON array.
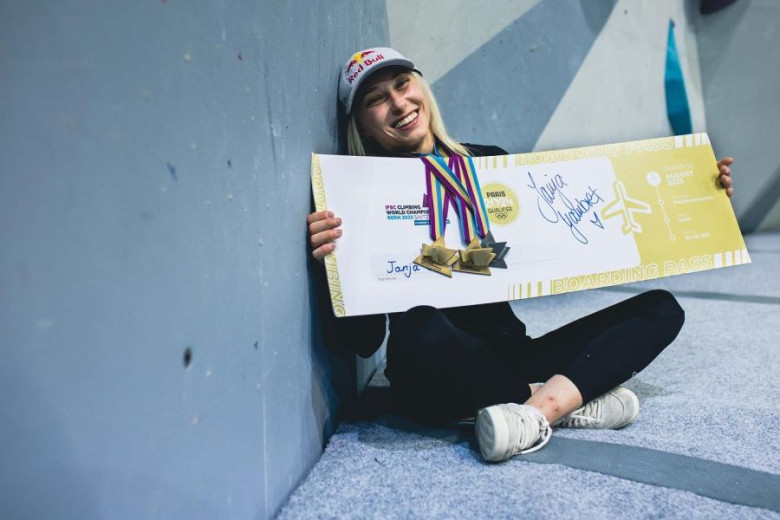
[[346, 58, 416, 113]]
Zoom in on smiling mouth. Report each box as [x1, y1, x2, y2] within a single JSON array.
[[393, 110, 419, 129]]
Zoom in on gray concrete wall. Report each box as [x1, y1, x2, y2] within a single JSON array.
[[694, 0, 780, 231], [0, 1, 387, 518]]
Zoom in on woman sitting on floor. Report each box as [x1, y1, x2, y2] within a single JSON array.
[[307, 47, 735, 462]]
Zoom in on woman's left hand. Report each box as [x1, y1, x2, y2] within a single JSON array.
[[717, 157, 734, 197]]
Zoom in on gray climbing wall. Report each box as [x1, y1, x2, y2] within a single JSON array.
[[0, 1, 387, 518], [433, 0, 618, 153], [695, 0, 780, 231]]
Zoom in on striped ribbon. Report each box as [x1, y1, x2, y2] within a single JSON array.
[[420, 146, 490, 244], [424, 167, 448, 240]]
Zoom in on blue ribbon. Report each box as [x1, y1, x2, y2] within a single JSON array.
[[665, 19, 692, 135]]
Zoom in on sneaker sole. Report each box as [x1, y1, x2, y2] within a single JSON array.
[[476, 406, 509, 462]]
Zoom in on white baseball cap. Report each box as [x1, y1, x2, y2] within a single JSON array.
[[338, 47, 417, 114]]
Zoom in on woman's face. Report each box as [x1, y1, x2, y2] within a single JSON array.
[[355, 67, 434, 155]]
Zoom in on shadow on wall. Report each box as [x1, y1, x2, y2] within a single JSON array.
[[303, 95, 369, 446], [579, 0, 620, 33], [306, 249, 357, 446], [696, 0, 751, 87]]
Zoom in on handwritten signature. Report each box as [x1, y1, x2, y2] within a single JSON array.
[[386, 260, 422, 278], [527, 171, 605, 244]]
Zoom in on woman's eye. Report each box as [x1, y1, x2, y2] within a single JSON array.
[[367, 95, 383, 106]]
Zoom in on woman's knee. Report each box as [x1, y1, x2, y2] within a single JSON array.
[[641, 289, 685, 341], [387, 306, 447, 359], [386, 307, 451, 406], [395, 305, 439, 331], [651, 289, 684, 319], [639, 289, 683, 317]]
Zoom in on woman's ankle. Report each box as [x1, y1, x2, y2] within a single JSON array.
[[524, 375, 584, 424]]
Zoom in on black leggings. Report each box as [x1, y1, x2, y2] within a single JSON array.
[[385, 290, 685, 424]]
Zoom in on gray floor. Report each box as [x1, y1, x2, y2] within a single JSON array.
[[278, 232, 780, 519]]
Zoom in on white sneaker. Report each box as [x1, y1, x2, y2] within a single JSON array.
[[475, 403, 552, 462], [553, 386, 639, 429]]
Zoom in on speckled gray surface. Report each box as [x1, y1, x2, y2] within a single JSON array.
[[278, 232, 779, 519], [279, 422, 778, 520]]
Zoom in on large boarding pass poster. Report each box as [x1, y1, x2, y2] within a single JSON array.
[[312, 134, 748, 317]]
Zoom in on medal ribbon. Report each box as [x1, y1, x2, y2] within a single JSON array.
[[420, 145, 490, 244], [424, 167, 448, 240]]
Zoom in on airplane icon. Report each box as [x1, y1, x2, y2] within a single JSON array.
[[601, 180, 652, 234]]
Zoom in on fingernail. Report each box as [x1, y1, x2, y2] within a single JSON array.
[[327, 211, 334, 217], [336, 217, 342, 225], [335, 229, 342, 237]]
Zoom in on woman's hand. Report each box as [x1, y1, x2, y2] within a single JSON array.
[[307, 210, 342, 263], [717, 157, 734, 197]]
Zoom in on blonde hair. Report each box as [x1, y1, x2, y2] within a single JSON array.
[[346, 71, 471, 157]]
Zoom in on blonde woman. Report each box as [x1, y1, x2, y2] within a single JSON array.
[[307, 48, 734, 462]]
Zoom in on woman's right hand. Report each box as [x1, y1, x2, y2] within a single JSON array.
[[307, 210, 342, 263]]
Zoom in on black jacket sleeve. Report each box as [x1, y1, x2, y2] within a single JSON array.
[[463, 143, 509, 156]]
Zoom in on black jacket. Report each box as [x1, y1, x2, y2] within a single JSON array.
[[313, 143, 527, 357]]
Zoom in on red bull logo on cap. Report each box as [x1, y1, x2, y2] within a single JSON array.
[[346, 50, 386, 84], [346, 50, 375, 73]]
